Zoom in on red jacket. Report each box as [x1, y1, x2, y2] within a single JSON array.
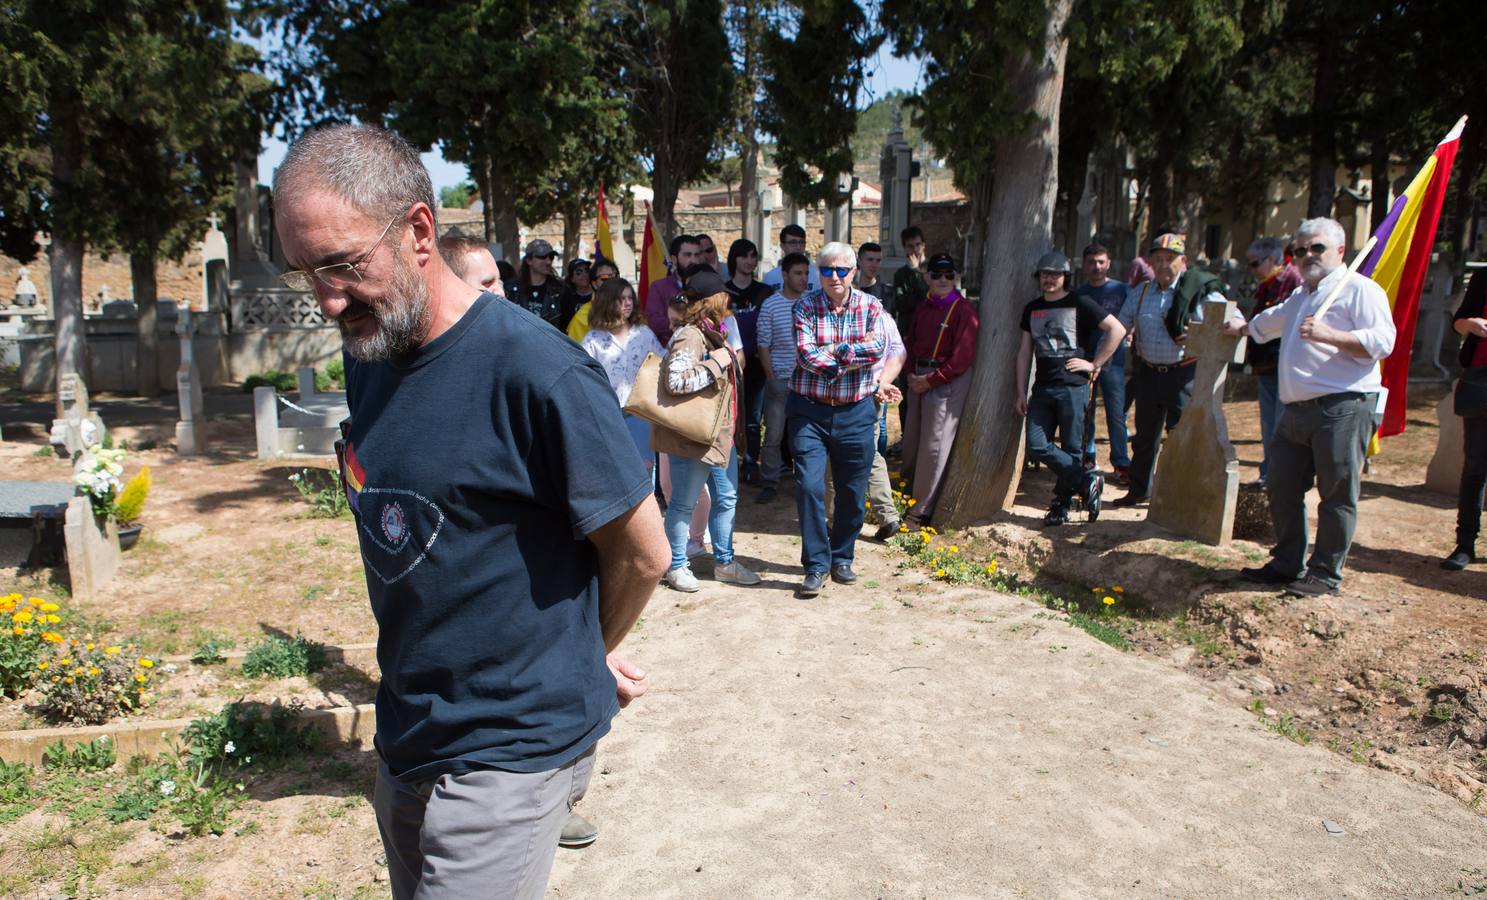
[[906, 292, 979, 387]]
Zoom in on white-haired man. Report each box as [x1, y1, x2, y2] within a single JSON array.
[[785, 241, 886, 597], [273, 124, 669, 898], [1223, 217, 1395, 597]]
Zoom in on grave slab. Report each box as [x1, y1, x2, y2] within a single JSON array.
[[1425, 383, 1463, 495], [62, 496, 120, 602]]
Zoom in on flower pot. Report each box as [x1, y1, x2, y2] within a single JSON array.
[[118, 524, 143, 551]]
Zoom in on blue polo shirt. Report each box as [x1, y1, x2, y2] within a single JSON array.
[[341, 293, 652, 782]]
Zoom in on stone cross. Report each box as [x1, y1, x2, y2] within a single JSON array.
[[49, 373, 105, 459], [175, 306, 208, 454], [1148, 298, 1246, 545]]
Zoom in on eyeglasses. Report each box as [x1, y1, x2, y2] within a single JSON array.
[[781, 239, 805, 247], [280, 210, 404, 292], [1293, 242, 1330, 257], [1247, 259, 1263, 268], [927, 271, 955, 280], [820, 266, 852, 279]]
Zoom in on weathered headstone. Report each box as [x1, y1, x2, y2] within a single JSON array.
[[297, 366, 318, 400], [1148, 298, 1246, 544], [62, 495, 120, 602], [49, 373, 106, 458], [175, 306, 208, 455], [14, 266, 38, 307], [1425, 384, 1463, 495]]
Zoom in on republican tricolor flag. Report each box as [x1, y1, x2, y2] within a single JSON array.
[[1361, 115, 1466, 438], [637, 204, 669, 307]]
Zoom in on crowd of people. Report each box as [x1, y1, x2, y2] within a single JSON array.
[[273, 124, 1484, 899]]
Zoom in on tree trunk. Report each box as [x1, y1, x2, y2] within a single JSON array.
[[480, 154, 494, 243], [49, 101, 86, 420], [651, 163, 681, 244], [738, 1, 760, 237], [489, 170, 520, 264], [1448, 127, 1481, 265], [935, 0, 1073, 528], [1306, 36, 1339, 218], [131, 248, 160, 397], [1369, 137, 1391, 232], [562, 205, 582, 264]]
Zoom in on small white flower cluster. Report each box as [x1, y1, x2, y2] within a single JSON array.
[[74, 447, 128, 500]]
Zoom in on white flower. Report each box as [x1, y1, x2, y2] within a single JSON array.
[[162, 663, 178, 674], [224, 741, 235, 755], [159, 779, 177, 796]]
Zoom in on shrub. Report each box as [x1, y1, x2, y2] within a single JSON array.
[[190, 636, 234, 665], [0, 593, 57, 697], [288, 468, 350, 518], [38, 644, 158, 725], [324, 357, 345, 387], [0, 758, 34, 825], [184, 701, 322, 767], [240, 634, 327, 679], [42, 737, 116, 772], [242, 370, 297, 393], [112, 466, 151, 525]]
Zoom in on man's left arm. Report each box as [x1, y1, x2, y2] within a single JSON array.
[[1301, 282, 1396, 360], [588, 496, 669, 652]]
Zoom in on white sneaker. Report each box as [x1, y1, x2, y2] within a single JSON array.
[[685, 539, 708, 559], [665, 565, 700, 592], [715, 561, 761, 585]]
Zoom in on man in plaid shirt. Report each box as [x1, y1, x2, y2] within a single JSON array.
[[786, 241, 887, 597]]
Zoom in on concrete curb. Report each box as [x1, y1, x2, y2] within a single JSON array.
[[159, 641, 379, 670], [0, 703, 377, 768]]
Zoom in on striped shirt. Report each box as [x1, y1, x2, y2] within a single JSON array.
[[756, 291, 802, 380], [790, 287, 886, 404]]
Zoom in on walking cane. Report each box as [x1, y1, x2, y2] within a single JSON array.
[[1081, 367, 1099, 470]]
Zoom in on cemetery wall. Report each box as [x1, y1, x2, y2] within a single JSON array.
[[2, 247, 205, 309]]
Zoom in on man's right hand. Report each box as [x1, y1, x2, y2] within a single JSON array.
[[607, 651, 647, 708], [1014, 396, 1028, 417]]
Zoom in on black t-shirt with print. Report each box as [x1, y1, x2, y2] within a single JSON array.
[[1019, 292, 1110, 387], [514, 278, 565, 328], [341, 293, 652, 783]]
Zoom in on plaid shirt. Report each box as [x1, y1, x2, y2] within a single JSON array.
[[790, 287, 886, 404]]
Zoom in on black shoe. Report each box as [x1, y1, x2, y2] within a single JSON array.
[[756, 485, 777, 504], [830, 564, 857, 585], [1240, 565, 1299, 585], [1441, 547, 1475, 571], [1043, 504, 1071, 526], [799, 571, 826, 597], [1283, 575, 1340, 598], [1083, 457, 1096, 472], [1109, 491, 1148, 508], [874, 519, 901, 541], [1082, 472, 1104, 522]]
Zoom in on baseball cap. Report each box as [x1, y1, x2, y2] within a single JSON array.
[[524, 238, 554, 258], [1150, 231, 1186, 255], [684, 268, 728, 300], [926, 253, 957, 272]]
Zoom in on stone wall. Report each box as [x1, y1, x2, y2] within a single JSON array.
[[2, 247, 205, 310]]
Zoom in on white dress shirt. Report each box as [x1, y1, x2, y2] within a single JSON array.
[[1246, 265, 1395, 403]]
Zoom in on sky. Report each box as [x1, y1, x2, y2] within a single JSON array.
[[257, 44, 926, 192]]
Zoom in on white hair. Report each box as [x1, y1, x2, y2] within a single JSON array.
[[816, 241, 857, 269], [274, 124, 437, 229], [1296, 217, 1346, 250]]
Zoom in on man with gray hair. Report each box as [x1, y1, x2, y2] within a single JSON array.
[[786, 241, 886, 596], [1243, 235, 1302, 485], [273, 124, 669, 897], [1223, 217, 1395, 597]]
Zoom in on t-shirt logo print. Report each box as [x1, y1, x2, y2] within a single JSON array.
[[356, 487, 446, 585]]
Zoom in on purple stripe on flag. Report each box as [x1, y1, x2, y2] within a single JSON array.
[[1359, 191, 1410, 276]]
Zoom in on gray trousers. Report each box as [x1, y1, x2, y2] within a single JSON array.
[[759, 376, 791, 484], [373, 747, 595, 900], [1266, 391, 1378, 587], [902, 374, 972, 522]]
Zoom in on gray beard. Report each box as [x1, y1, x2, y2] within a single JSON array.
[[341, 255, 432, 361]]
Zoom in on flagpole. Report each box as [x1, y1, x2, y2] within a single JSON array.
[[1311, 234, 1379, 320]]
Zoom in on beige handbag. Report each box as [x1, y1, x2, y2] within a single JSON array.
[[624, 352, 733, 447]]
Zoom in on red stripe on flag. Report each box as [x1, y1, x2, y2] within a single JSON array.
[[1379, 136, 1460, 436]]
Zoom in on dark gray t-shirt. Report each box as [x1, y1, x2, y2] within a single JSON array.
[[1020, 293, 1109, 387], [342, 293, 651, 782]]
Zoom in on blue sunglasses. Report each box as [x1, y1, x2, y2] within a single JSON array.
[[820, 265, 853, 279]]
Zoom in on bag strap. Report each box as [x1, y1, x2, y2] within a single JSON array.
[[1128, 282, 1150, 363], [928, 297, 961, 361]]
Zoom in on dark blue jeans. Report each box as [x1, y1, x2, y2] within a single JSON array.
[[1026, 381, 1089, 505], [1082, 364, 1130, 467], [787, 393, 876, 573]]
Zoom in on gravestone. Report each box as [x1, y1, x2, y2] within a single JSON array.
[[14, 266, 38, 307], [1425, 384, 1462, 495], [62, 496, 119, 602], [1148, 298, 1246, 544], [49, 373, 106, 458], [175, 306, 208, 454]]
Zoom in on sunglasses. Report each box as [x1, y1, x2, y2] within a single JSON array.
[[532, 253, 556, 261], [594, 272, 615, 282], [1247, 259, 1263, 268], [820, 266, 853, 279], [1293, 242, 1330, 257], [927, 271, 955, 280]]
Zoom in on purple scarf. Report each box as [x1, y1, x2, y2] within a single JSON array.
[[926, 288, 963, 308]]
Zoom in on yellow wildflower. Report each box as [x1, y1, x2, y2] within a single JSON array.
[[1091, 587, 1103, 593], [85, 643, 95, 651], [934, 569, 946, 577], [1102, 596, 1115, 606], [27, 597, 43, 606], [88, 667, 100, 677], [41, 632, 63, 643], [64, 676, 73, 684], [105, 646, 120, 655], [986, 562, 999, 574], [44, 614, 60, 624], [134, 673, 146, 683], [949, 545, 959, 553], [39, 603, 59, 612], [898, 480, 907, 488], [12, 627, 25, 636], [36, 662, 48, 671], [12, 611, 33, 624], [137, 658, 154, 668], [1112, 586, 1124, 593]]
